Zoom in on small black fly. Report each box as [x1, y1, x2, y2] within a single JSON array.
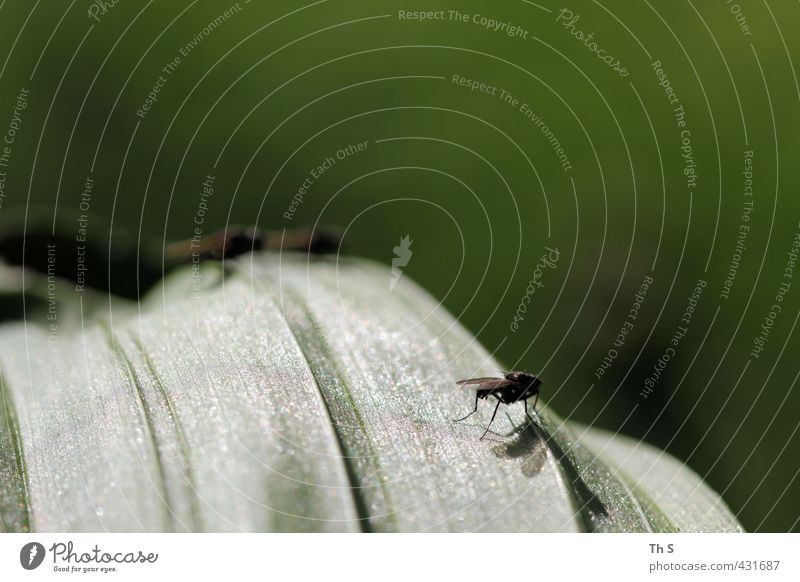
[[453, 371, 542, 439]]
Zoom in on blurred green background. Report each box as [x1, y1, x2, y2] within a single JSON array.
[[1, 0, 798, 531]]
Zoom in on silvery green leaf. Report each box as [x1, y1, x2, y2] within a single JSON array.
[[0, 254, 742, 532], [577, 424, 743, 533]]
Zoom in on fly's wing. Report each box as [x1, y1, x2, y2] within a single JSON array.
[[456, 378, 516, 391], [456, 377, 503, 385]]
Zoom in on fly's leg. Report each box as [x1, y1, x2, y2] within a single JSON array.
[[453, 393, 480, 422], [524, 394, 539, 424], [480, 400, 502, 440]]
